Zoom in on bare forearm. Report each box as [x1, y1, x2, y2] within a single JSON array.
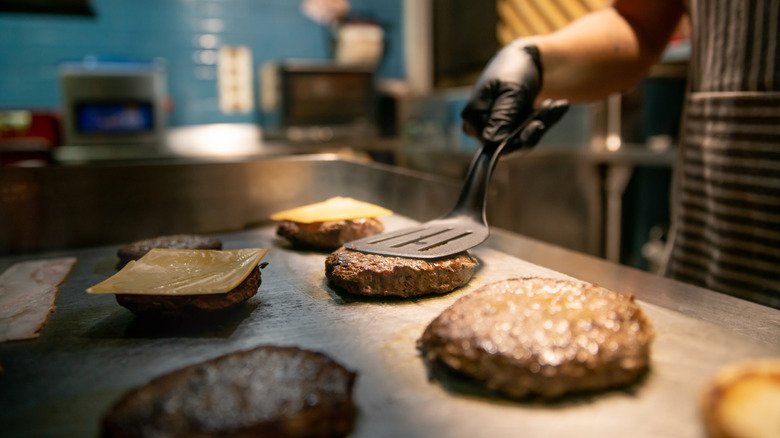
[[529, 1, 685, 102]]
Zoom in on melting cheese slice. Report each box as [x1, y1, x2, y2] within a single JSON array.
[[87, 248, 268, 296], [270, 197, 392, 224]]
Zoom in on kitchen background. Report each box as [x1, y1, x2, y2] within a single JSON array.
[[0, 0, 687, 273], [0, 0, 404, 126]]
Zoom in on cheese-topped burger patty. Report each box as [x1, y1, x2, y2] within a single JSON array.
[[325, 247, 478, 298], [114, 265, 263, 318], [271, 197, 392, 251], [277, 217, 384, 250], [90, 248, 268, 319], [418, 277, 655, 399], [101, 345, 357, 438], [117, 234, 222, 269]]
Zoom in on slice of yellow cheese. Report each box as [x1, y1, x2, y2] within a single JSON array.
[[270, 196, 392, 224], [87, 248, 268, 296]]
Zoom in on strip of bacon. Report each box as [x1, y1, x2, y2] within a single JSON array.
[[0, 257, 77, 342]]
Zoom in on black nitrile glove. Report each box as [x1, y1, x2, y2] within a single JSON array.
[[461, 40, 568, 151]]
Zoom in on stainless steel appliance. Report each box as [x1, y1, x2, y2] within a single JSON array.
[[260, 60, 377, 142], [59, 61, 167, 147]]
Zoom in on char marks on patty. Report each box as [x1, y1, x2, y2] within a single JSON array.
[[325, 247, 477, 298], [277, 218, 384, 250], [101, 345, 357, 438], [418, 277, 655, 399]]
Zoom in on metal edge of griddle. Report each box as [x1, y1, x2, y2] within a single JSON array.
[[485, 227, 780, 347], [0, 218, 778, 438]]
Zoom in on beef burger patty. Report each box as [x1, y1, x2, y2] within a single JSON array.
[[325, 247, 477, 298], [115, 265, 262, 318], [117, 234, 222, 269], [101, 345, 357, 438], [277, 218, 384, 250], [418, 277, 655, 399]]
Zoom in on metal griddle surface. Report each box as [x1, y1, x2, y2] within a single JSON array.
[[1, 215, 778, 438]]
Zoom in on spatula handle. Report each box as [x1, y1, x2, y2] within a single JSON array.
[[447, 99, 566, 223]]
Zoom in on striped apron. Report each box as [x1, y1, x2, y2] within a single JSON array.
[[664, 0, 780, 308]]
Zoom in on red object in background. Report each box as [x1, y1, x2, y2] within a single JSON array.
[[0, 111, 61, 167]]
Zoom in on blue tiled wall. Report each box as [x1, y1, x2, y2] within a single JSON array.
[[0, 0, 404, 126]]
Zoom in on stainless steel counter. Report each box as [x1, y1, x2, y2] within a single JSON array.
[[1, 156, 778, 437]]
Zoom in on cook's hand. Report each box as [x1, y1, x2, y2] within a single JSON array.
[[507, 98, 569, 153], [461, 40, 568, 151]]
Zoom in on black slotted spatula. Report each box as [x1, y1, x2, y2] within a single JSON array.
[[345, 100, 567, 259]]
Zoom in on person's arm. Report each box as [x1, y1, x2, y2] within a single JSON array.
[[461, 0, 686, 148], [533, 0, 686, 101]]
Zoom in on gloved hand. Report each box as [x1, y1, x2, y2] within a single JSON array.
[[461, 39, 568, 151]]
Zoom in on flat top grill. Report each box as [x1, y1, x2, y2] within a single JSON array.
[[1, 214, 778, 438]]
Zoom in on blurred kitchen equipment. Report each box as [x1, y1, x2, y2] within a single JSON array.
[[59, 60, 167, 147], [0, 110, 60, 167], [260, 60, 376, 142], [333, 19, 384, 67], [346, 100, 568, 259]]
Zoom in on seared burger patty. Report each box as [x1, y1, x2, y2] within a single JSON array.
[[115, 266, 262, 318], [418, 277, 655, 399], [117, 234, 222, 269], [277, 218, 384, 250], [101, 345, 357, 438], [325, 247, 477, 298]]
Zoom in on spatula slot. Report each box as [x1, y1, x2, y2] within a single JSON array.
[[390, 228, 455, 248], [343, 100, 567, 259], [364, 227, 433, 244], [418, 232, 473, 251]]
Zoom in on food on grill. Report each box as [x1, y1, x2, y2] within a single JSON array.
[[114, 265, 263, 318], [701, 358, 780, 438], [88, 248, 268, 318], [271, 197, 392, 224], [325, 247, 477, 298], [418, 277, 654, 399], [0, 257, 77, 342], [277, 218, 384, 250], [117, 234, 222, 269], [271, 197, 392, 250], [101, 345, 357, 438]]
